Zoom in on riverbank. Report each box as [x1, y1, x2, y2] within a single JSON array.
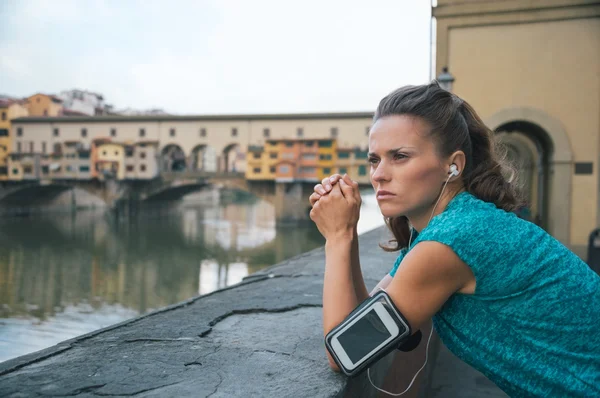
[[0, 227, 506, 397]]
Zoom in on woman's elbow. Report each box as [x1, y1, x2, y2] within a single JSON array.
[[328, 359, 341, 372], [326, 352, 341, 372]]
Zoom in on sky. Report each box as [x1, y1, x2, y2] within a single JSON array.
[[0, 0, 432, 115]]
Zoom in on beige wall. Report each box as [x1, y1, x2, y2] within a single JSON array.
[[434, 0, 600, 247]]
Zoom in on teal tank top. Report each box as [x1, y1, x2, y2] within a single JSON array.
[[389, 192, 600, 397]]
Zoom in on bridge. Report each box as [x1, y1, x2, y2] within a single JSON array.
[[0, 171, 317, 223]]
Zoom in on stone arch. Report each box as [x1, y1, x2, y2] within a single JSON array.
[[222, 143, 246, 173], [190, 144, 218, 172], [160, 143, 186, 172], [485, 107, 573, 244]]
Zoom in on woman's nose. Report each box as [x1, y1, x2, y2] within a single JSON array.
[[371, 161, 389, 182]]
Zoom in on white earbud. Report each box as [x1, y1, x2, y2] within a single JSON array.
[[449, 164, 459, 177]]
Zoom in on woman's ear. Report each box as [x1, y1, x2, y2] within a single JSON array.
[[448, 151, 466, 178]]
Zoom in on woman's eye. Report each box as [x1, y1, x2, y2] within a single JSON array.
[[368, 157, 379, 164], [393, 153, 407, 160]]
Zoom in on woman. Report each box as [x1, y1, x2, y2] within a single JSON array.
[[309, 82, 600, 397]]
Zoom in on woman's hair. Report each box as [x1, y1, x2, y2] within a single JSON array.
[[375, 81, 523, 252]]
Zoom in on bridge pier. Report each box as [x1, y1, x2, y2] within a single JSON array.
[[273, 181, 313, 224]]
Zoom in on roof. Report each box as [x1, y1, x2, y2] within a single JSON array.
[[27, 93, 63, 103], [0, 98, 27, 108], [61, 108, 89, 116], [11, 111, 374, 124]]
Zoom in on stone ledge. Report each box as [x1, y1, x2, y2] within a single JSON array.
[[0, 227, 505, 397]]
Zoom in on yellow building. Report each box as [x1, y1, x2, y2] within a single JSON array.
[[25, 93, 63, 117], [95, 143, 125, 180], [433, 0, 599, 253], [316, 139, 337, 181], [0, 100, 29, 180]]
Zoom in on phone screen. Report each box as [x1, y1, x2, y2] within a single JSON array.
[[336, 308, 392, 364]]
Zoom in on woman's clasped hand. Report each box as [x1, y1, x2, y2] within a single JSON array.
[[308, 174, 361, 242]]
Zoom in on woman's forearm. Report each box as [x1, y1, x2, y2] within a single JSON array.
[[350, 228, 369, 302], [323, 237, 360, 335]]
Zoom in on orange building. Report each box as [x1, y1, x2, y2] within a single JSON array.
[[25, 94, 63, 117]]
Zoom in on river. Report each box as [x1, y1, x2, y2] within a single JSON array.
[[0, 190, 385, 363]]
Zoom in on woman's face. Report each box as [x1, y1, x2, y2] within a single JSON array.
[[368, 115, 448, 219]]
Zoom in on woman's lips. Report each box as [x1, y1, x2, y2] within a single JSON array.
[[376, 190, 396, 200]]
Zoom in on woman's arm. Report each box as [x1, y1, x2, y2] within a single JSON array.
[[350, 227, 370, 302], [310, 174, 369, 303]]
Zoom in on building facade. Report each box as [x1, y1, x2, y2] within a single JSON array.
[[0, 100, 28, 180], [10, 113, 373, 183], [433, 0, 600, 251]]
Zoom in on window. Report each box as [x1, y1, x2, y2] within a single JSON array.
[[53, 143, 61, 153], [297, 128, 303, 137], [304, 141, 314, 147], [282, 153, 294, 160], [29, 142, 34, 152], [365, 126, 370, 136], [43, 109, 48, 116], [41, 166, 48, 175], [339, 167, 347, 174], [23, 165, 32, 174], [79, 151, 90, 159], [42, 142, 47, 154], [79, 165, 90, 172], [12, 168, 18, 175], [253, 167, 261, 173], [300, 167, 316, 174], [125, 147, 134, 157], [253, 153, 261, 159], [111, 128, 117, 137], [1, 112, 5, 121], [269, 167, 276, 173], [263, 128, 270, 138], [17, 142, 21, 152], [0, 129, 8, 137], [66, 165, 73, 172], [81, 128, 87, 137], [338, 152, 350, 159], [301, 153, 316, 160], [0, 166, 5, 175], [269, 153, 277, 159], [323, 167, 331, 174], [36, 98, 40, 103], [139, 128, 146, 137], [231, 127, 238, 137], [140, 152, 146, 159], [330, 127, 338, 138], [200, 128, 207, 137], [53, 128, 59, 137], [126, 165, 134, 172], [358, 165, 367, 176], [319, 154, 332, 161], [170, 128, 176, 137], [354, 149, 368, 158], [140, 165, 146, 172], [102, 151, 107, 155], [114, 151, 118, 155], [280, 165, 289, 173], [17, 127, 23, 137], [318, 140, 332, 148], [285, 142, 293, 148]]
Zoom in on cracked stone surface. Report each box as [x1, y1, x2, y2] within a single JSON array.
[[0, 226, 505, 397]]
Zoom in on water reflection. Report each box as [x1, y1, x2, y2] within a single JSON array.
[[0, 190, 382, 362]]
